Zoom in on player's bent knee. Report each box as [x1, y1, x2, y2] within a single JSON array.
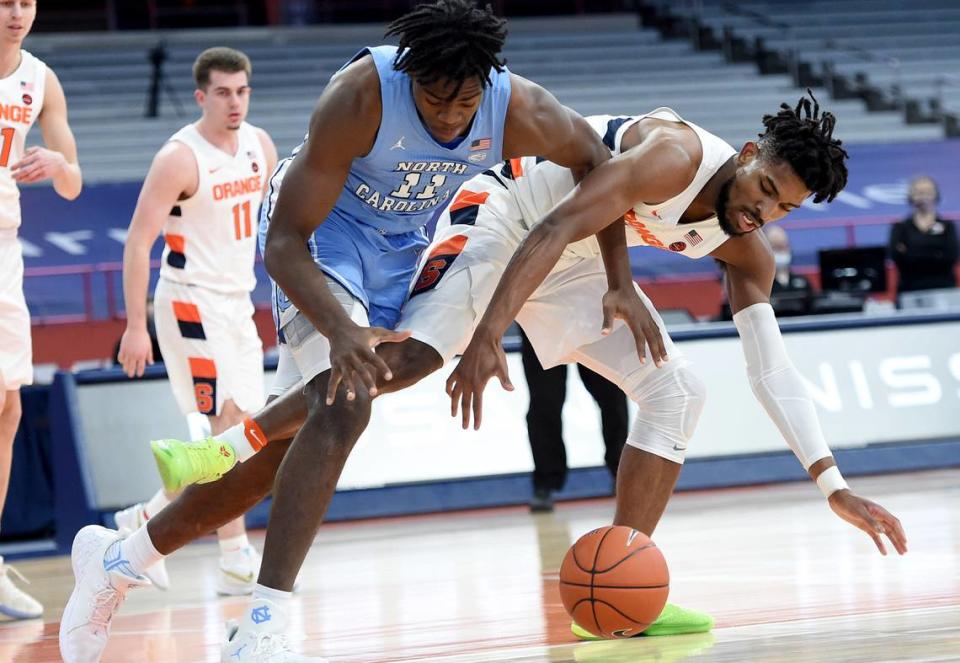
[[300, 371, 372, 439], [622, 362, 706, 464], [376, 339, 443, 392]]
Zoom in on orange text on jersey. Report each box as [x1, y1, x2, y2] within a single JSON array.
[[0, 103, 33, 125], [624, 210, 666, 249], [212, 175, 262, 201]]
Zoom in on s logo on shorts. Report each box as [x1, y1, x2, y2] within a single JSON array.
[[410, 234, 468, 298], [188, 357, 218, 415]]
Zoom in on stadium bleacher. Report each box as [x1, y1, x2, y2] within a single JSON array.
[[649, 0, 960, 133], [14, 7, 959, 336], [22, 11, 950, 183]]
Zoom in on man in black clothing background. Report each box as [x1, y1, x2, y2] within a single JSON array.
[[520, 330, 627, 513]]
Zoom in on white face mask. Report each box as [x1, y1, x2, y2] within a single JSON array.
[[774, 251, 792, 270]]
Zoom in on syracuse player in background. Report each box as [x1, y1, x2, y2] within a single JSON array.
[[114, 47, 277, 595], [0, 0, 82, 619]]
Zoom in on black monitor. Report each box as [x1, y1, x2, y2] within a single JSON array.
[[818, 246, 888, 293]]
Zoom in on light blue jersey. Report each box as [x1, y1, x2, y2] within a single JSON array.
[[261, 45, 512, 332]]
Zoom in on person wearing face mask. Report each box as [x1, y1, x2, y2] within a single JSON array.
[[766, 225, 814, 316], [889, 176, 958, 297]]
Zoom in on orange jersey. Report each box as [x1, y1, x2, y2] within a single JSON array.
[[159, 122, 267, 294], [0, 50, 46, 231]]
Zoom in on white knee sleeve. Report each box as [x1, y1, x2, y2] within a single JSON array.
[[623, 361, 706, 464]]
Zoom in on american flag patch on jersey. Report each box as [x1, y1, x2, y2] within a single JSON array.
[[685, 229, 703, 246], [19, 80, 33, 92], [470, 137, 491, 151]]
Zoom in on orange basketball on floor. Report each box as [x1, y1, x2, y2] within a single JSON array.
[[559, 525, 669, 638]]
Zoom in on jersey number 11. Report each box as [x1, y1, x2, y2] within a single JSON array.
[[233, 200, 252, 240]]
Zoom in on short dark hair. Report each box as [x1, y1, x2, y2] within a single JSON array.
[[758, 91, 849, 203], [193, 47, 252, 90], [385, 0, 507, 92]]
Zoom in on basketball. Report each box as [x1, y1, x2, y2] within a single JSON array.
[[558, 526, 669, 638]]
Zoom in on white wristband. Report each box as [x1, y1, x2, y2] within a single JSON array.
[[816, 466, 848, 498]]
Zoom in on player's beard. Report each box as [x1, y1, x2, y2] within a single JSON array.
[[714, 176, 742, 237]]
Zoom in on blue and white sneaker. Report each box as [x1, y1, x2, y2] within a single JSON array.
[[59, 526, 150, 663], [221, 598, 327, 662], [114, 502, 170, 591], [0, 556, 42, 619]]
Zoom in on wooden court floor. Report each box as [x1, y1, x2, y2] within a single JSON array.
[[4, 468, 959, 662]]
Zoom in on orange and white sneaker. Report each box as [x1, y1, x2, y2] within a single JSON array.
[[0, 556, 42, 620], [114, 502, 170, 591]]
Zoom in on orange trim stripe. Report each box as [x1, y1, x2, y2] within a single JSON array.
[[244, 417, 267, 452], [165, 233, 185, 253], [172, 301, 202, 324], [509, 158, 523, 178], [188, 357, 217, 379], [427, 234, 468, 259], [449, 190, 490, 213]]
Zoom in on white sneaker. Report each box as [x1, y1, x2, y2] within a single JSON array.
[[0, 556, 43, 619], [220, 598, 327, 662], [113, 503, 170, 591], [59, 525, 150, 663], [217, 545, 261, 596]]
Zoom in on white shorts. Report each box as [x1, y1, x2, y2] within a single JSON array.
[[397, 180, 683, 389], [268, 342, 303, 398], [154, 278, 265, 417], [277, 277, 369, 389], [0, 234, 32, 389]]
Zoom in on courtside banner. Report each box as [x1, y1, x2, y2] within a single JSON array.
[[70, 316, 960, 506]]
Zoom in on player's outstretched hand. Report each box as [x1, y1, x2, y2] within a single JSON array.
[[326, 325, 411, 405], [446, 331, 513, 430], [11, 146, 68, 184], [118, 326, 154, 378], [600, 288, 668, 367], [828, 489, 907, 556]]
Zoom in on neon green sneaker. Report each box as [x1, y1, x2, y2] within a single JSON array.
[[150, 437, 237, 492], [572, 632, 716, 662], [571, 602, 714, 640]]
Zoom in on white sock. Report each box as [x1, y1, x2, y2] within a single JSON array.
[[220, 422, 260, 462], [253, 583, 292, 608], [116, 525, 165, 577], [144, 490, 171, 520], [219, 533, 250, 557]]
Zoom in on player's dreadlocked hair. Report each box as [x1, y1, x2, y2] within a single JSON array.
[[385, 0, 507, 92], [758, 91, 849, 203]]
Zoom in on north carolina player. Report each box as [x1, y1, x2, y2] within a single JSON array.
[[0, 0, 81, 620], [58, 1, 674, 659], [108, 48, 276, 597]]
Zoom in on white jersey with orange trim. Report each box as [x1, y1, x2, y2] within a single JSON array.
[[481, 109, 737, 267], [0, 49, 46, 231], [159, 121, 267, 294]]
